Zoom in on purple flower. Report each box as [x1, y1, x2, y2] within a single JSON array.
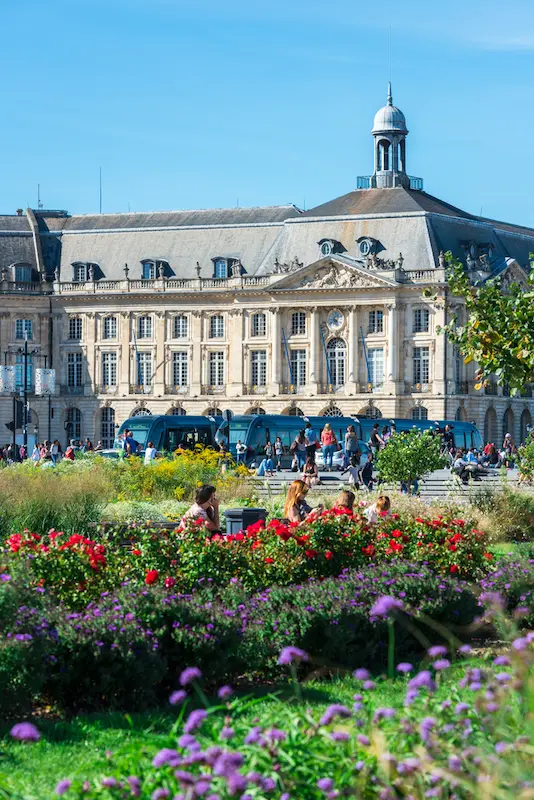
[[175, 771, 195, 785], [227, 773, 247, 794], [178, 734, 197, 749], [220, 727, 235, 740], [495, 742, 507, 754], [55, 780, 72, 796], [330, 731, 350, 742], [101, 778, 118, 788], [217, 685, 233, 700], [419, 716, 437, 742], [353, 668, 370, 680], [179, 667, 202, 686], [396, 662, 413, 673], [244, 726, 263, 745], [397, 757, 420, 775], [152, 748, 181, 768], [455, 703, 470, 715], [373, 707, 396, 722], [265, 728, 287, 743], [0, 573, 11, 581], [496, 672, 511, 683], [278, 646, 308, 665], [432, 659, 450, 670], [458, 644, 471, 655], [10, 722, 40, 742], [170, 690, 187, 706], [370, 595, 404, 619], [183, 709, 208, 734], [408, 671, 436, 692], [363, 680, 376, 691], [512, 637, 527, 651], [152, 790, 170, 800], [427, 645, 447, 658], [449, 755, 462, 772], [317, 779, 334, 791], [194, 781, 212, 795], [356, 734, 370, 746], [320, 705, 351, 726], [127, 777, 141, 797], [493, 655, 510, 666]]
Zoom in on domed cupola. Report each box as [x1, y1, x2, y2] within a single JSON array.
[[370, 83, 410, 188]]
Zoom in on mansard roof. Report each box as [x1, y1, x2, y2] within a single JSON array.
[[0, 215, 37, 269]]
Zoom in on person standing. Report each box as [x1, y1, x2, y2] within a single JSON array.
[[50, 439, 59, 465], [291, 430, 307, 470], [320, 423, 338, 471], [304, 422, 317, 461], [344, 425, 361, 467], [235, 439, 247, 465], [144, 441, 157, 465], [369, 424, 383, 454], [274, 436, 284, 472]]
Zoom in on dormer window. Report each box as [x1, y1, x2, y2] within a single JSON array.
[[142, 261, 155, 280], [318, 239, 343, 257], [213, 258, 228, 279], [141, 259, 169, 280], [357, 237, 377, 257], [13, 264, 32, 283], [72, 262, 98, 282]]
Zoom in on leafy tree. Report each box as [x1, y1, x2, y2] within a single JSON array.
[[375, 429, 446, 487], [438, 253, 534, 394]]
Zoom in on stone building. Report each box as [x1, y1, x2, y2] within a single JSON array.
[[1, 85, 533, 447]]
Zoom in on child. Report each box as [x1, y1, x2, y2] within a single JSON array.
[[365, 495, 391, 524], [341, 454, 360, 487]]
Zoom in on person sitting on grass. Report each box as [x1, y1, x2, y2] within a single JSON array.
[[302, 456, 320, 488], [256, 454, 274, 476], [364, 495, 391, 524], [283, 479, 322, 523], [180, 484, 221, 533], [334, 489, 356, 513], [341, 454, 361, 487]]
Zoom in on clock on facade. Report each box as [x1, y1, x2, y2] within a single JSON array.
[[327, 309, 344, 330]]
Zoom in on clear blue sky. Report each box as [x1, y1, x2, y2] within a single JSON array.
[[1, 0, 534, 225]]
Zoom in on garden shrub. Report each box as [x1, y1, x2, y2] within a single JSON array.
[[469, 486, 534, 542]]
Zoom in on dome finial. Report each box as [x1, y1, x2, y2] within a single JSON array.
[[387, 81, 393, 106]]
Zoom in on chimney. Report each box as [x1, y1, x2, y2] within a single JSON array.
[[16, 209, 23, 216]]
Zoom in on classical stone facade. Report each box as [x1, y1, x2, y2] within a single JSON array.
[[0, 86, 533, 447]]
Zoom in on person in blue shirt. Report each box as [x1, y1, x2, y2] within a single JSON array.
[[123, 430, 138, 457], [304, 422, 317, 461]]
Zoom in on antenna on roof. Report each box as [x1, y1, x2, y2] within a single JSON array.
[[128, 202, 131, 213], [99, 167, 103, 214], [37, 184, 43, 210]]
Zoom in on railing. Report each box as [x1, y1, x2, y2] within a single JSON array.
[[129, 384, 153, 395], [166, 279, 194, 289], [97, 281, 122, 291], [0, 281, 49, 293], [408, 382, 432, 394], [402, 269, 447, 283], [62, 385, 84, 395], [280, 383, 306, 395], [243, 385, 268, 395], [129, 279, 155, 290], [359, 382, 384, 393], [242, 276, 271, 287], [356, 176, 371, 189], [318, 383, 344, 394], [166, 385, 189, 395], [201, 384, 225, 395], [95, 384, 118, 395]]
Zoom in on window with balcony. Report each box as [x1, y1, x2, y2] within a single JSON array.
[[209, 315, 224, 339], [67, 352, 83, 388], [290, 349, 306, 387], [136, 351, 152, 387], [251, 312, 266, 337], [326, 338, 346, 386], [173, 315, 188, 339], [209, 351, 225, 386], [101, 352, 117, 386], [103, 316, 117, 340], [367, 348, 384, 387], [15, 319, 33, 340], [412, 346, 430, 385], [172, 351, 188, 387], [137, 316, 152, 339], [368, 310, 384, 334], [68, 317, 82, 341], [251, 350, 267, 386], [413, 308, 430, 333], [291, 311, 306, 336], [72, 263, 87, 282]]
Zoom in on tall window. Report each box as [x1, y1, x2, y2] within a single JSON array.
[[136, 352, 152, 387], [15, 265, 32, 282], [454, 346, 462, 386], [66, 408, 82, 440], [173, 315, 188, 339], [172, 351, 189, 387], [137, 316, 152, 339], [412, 406, 428, 420], [101, 407, 115, 448], [209, 351, 225, 386], [210, 315, 224, 338], [368, 310, 383, 334], [251, 312, 266, 337], [103, 316, 117, 340], [367, 348, 384, 387], [214, 259, 228, 279], [413, 308, 430, 333], [68, 317, 82, 340], [72, 263, 87, 282], [291, 312, 306, 336], [142, 262, 155, 280], [101, 352, 117, 387], [412, 346, 430, 385], [326, 338, 346, 386], [15, 319, 32, 340], [67, 353, 83, 388], [15, 354, 33, 390], [290, 349, 306, 387], [251, 350, 267, 386]]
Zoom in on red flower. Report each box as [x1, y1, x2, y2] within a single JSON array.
[[414, 517, 425, 523], [362, 545, 375, 557], [391, 529, 403, 538], [251, 541, 263, 550], [483, 552, 493, 560], [448, 544, 457, 552], [452, 519, 466, 527], [234, 533, 245, 541], [305, 549, 318, 558], [264, 557, 274, 564], [164, 576, 176, 588], [449, 564, 459, 574], [450, 533, 463, 544], [145, 570, 159, 585], [132, 549, 142, 556], [324, 551, 333, 560]]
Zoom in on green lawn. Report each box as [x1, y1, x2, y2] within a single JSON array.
[[0, 661, 495, 800]]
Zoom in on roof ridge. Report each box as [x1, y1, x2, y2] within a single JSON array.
[[67, 204, 301, 219]]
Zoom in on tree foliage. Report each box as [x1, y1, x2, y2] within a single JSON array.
[[375, 429, 446, 484], [440, 252, 534, 393]]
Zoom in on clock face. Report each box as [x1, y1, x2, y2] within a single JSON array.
[[327, 309, 344, 330]]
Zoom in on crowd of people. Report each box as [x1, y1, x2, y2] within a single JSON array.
[[0, 437, 104, 467]]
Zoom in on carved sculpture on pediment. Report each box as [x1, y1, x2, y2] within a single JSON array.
[[273, 256, 303, 275], [302, 265, 382, 290], [364, 253, 401, 271]]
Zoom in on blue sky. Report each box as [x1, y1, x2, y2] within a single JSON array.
[[1, 0, 534, 224]]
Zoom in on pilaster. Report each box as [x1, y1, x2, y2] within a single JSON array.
[[119, 312, 130, 391], [308, 307, 319, 393], [153, 310, 166, 394], [190, 311, 202, 395], [269, 308, 281, 393], [347, 305, 359, 394], [227, 309, 244, 398]]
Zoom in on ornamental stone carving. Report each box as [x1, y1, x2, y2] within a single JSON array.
[[301, 266, 383, 290], [273, 256, 303, 274]]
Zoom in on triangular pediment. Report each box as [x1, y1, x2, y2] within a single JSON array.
[[269, 256, 399, 291], [499, 258, 529, 289]]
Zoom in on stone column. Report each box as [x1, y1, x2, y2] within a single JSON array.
[[347, 305, 359, 394], [227, 310, 244, 398], [270, 308, 281, 392], [309, 307, 319, 393], [190, 311, 202, 395], [119, 312, 131, 391], [153, 311, 166, 394], [85, 312, 96, 394], [386, 303, 399, 392], [433, 302, 446, 397]]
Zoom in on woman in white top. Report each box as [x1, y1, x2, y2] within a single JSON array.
[[364, 495, 391, 524], [180, 484, 220, 533], [144, 441, 157, 465]]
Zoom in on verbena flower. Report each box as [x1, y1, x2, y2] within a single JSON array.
[[278, 646, 308, 665], [55, 780, 72, 796], [320, 705, 351, 726], [217, 685, 233, 700], [10, 722, 40, 742], [179, 666, 202, 686], [170, 689, 187, 705], [317, 778, 334, 791], [370, 595, 404, 619], [183, 709, 208, 734], [396, 662, 413, 673]]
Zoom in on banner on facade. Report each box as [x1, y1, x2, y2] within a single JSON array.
[[0, 366, 16, 395], [35, 368, 56, 396]]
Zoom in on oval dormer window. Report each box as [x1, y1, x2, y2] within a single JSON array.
[[320, 240, 334, 256]]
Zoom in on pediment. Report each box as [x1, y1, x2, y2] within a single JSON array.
[[269, 256, 398, 291], [499, 258, 529, 289]]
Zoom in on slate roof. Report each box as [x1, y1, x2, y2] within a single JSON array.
[[0, 216, 36, 269]]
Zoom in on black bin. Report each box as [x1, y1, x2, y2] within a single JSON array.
[[225, 507, 267, 535]]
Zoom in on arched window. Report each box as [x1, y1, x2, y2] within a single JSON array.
[[503, 408, 515, 441], [455, 406, 467, 422], [246, 406, 266, 415], [357, 405, 382, 419], [326, 338, 346, 387], [66, 408, 82, 441], [412, 406, 428, 420], [520, 408, 532, 443], [378, 139, 391, 171], [131, 407, 152, 417], [282, 406, 305, 416], [169, 406, 187, 416], [100, 407, 115, 448], [322, 405, 343, 417], [251, 312, 266, 337], [205, 407, 222, 417], [484, 407, 498, 444]]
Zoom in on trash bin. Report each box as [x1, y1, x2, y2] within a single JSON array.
[[225, 507, 267, 535]]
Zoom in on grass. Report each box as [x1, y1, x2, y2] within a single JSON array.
[[0, 657, 498, 799]]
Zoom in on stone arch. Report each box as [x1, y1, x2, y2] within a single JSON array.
[[503, 407, 515, 442], [320, 405, 343, 417], [484, 407, 498, 444], [204, 407, 222, 417], [455, 405, 467, 421], [520, 408, 532, 442], [411, 406, 428, 420], [281, 406, 305, 416], [357, 404, 382, 419], [131, 407, 152, 417], [245, 406, 266, 415]]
